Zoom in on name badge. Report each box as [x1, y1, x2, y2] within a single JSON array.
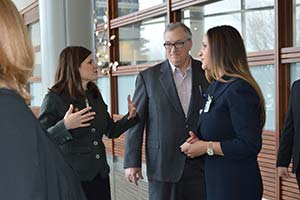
[[204, 95, 213, 113]]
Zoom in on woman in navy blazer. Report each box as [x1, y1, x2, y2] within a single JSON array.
[[181, 25, 265, 200]]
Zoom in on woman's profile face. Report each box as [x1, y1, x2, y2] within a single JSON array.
[[78, 54, 98, 82], [198, 35, 211, 71]]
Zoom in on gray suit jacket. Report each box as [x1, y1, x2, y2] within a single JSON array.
[[124, 58, 209, 182]]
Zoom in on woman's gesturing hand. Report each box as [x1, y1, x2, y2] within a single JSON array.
[[127, 95, 137, 120], [63, 104, 96, 130]]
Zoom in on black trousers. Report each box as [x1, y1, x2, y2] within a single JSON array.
[[149, 158, 206, 200], [81, 174, 111, 200]]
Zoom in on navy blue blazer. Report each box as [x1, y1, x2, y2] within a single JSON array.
[[198, 77, 263, 200]]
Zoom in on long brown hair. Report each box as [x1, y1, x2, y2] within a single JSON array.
[[206, 25, 265, 127], [49, 46, 95, 99], [0, 0, 34, 101]]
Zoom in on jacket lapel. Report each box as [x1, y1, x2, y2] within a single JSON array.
[[186, 60, 200, 118], [186, 59, 208, 119], [159, 61, 185, 116], [209, 77, 237, 102]]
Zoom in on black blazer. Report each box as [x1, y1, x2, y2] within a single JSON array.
[[124, 58, 209, 182], [0, 88, 86, 200], [39, 85, 138, 181], [277, 80, 300, 173]]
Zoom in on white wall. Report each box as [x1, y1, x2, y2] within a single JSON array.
[[12, 0, 35, 10], [39, 0, 94, 95]]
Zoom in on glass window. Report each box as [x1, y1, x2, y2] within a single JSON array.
[[93, 0, 107, 23], [117, 0, 165, 17], [28, 22, 41, 47], [119, 16, 166, 66], [203, 0, 241, 15], [27, 22, 41, 79], [203, 14, 242, 33], [294, 0, 300, 46], [245, 0, 274, 9], [182, 7, 204, 57], [250, 65, 275, 131], [245, 9, 274, 51], [97, 77, 111, 112], [33, 51, 41, 77], [182, 0, 275, 56], [30, 82, 43, 106], [117, 75, 137, 115], [291, 63, 300, 87], [183, 11, 241, 57], [95, 30, 110, 68]]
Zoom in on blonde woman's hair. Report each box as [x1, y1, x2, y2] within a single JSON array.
[[0, 0, 34, 101], [206, 25, 266, 127]]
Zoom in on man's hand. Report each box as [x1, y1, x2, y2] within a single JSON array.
[[125, 167, 144, 186], [277, 167, 290, 179]]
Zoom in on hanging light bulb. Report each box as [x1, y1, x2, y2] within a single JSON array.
[[114, 61, 119, 67], [112, 61, 119, 71], [93, 10, 120, 76], [104, 23, 108, 30], [110, 35, 116, 40], [103, 15, 108, 23]]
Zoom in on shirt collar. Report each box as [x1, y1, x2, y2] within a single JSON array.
[[169, 59, 192, 74]]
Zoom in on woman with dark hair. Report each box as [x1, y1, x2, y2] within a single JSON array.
[[0, 1, 86, 199], [39, 46, 138, 200], [181, 25, 265, 200]]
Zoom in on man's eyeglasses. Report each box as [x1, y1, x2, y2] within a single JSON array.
[[163, 39, 191, 50]]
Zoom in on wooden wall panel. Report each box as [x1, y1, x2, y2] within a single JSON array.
[[259, 130, 277, 200], [281, 165, 300, 200], [111, 114, 146, 163]]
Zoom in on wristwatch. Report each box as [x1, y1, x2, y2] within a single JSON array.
[[207, 141, 214, 156]]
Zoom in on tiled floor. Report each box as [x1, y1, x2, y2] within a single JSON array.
[[108, 155, 149, 200]]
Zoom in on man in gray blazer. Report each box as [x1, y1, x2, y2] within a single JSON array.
[[124, 22, 208, 200]]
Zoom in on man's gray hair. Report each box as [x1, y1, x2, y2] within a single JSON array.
[[164, 22, 192, 40]]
